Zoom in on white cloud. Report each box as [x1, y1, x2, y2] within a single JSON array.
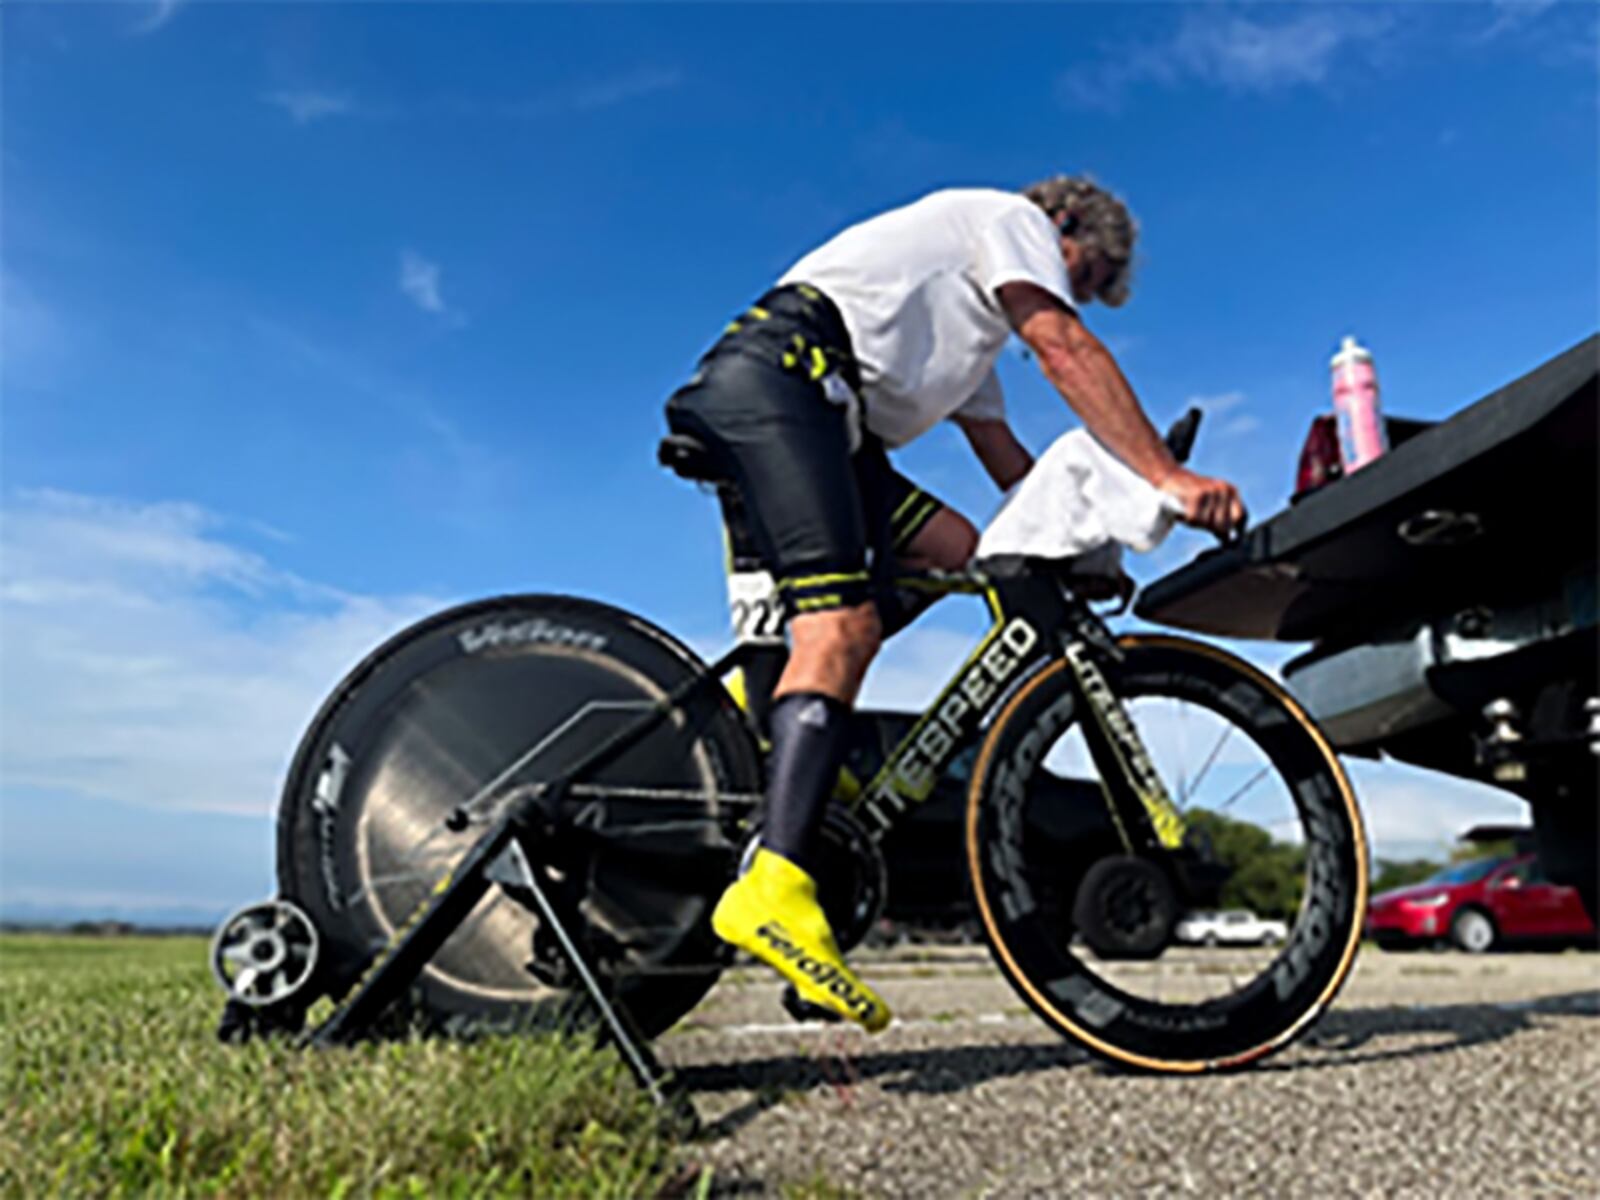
[[1185, 391, 1247, 417], [399, 250, 445, 314], [263, 90, 356, 125], [130, 0, 187, 36], [255, 69, 683, 127], [246, 316, 508, 529], [0, 489, 443, 816], [1346, 758, 1527, 861], [1480, 0, 1561, 42], [1173, 392, 1258, 440], [1060, 7, 1394, 110], [398, 250, 466, 326], [415, 67, 685, 121], [1168, 9, 1392, 92], [568, 67, 684, 112], [496, 67, 685, 118], [1, 271, 67, 382]]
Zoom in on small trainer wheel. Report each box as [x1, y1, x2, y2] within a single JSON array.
[[211, 899, 320, 1007]]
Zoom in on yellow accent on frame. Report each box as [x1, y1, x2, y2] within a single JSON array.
[[833, 763, 863, 803], [725, 668, 750, 712]]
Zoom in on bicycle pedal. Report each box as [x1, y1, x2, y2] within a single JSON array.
[[781, 984, 842, 1025]]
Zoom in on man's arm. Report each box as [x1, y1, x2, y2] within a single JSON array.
[[998, 282, 1176, 484], [954, 415, 1034, 491], [996, 282, 1246, 537]]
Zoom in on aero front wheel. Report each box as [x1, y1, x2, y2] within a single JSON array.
[[276, 594, 761, 1038], [966, 635, 1368, 1072]]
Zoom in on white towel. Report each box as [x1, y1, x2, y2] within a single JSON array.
[[975, 429, 1184, 576]]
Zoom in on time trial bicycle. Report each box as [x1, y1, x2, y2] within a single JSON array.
[[212, 410, 1368, 1093]]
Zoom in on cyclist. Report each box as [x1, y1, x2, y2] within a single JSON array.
[[664, 176, 1245, 1032]]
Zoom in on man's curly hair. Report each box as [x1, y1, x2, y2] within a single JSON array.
[[1021, 175, 1138, 306]]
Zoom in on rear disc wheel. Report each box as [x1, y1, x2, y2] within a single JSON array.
[[276, 595, 760, 1038]]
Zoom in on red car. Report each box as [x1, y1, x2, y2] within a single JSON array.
[[1367, 854, 1596, 953]]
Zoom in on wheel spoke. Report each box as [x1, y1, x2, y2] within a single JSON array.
[[1215, 765, 1272, 814], [1177, 700, 1190, 810], [1188, 722, 1235, 798], [347, 864, 460, 906]]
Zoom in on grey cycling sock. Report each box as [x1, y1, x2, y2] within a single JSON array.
[[758, 691, 851, 876]]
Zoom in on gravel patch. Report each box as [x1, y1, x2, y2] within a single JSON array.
[[662, 949, 1600, 1197]]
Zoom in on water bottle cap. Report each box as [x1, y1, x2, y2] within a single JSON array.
[[1330, 335, 1373, 369]]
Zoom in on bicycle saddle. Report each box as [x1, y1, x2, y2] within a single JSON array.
[[657, 434, 726, 484]]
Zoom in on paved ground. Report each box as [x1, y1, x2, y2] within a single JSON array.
[[661, 946, 1600, 1197]]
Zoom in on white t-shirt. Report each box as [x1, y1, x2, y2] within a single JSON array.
[[778, 188, 1076, 448]]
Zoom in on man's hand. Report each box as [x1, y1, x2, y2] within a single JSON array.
[[1158, 468, 1247, 542], [995, 282, 1248, 542]]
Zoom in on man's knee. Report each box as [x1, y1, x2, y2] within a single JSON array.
[[908, 509, 979, 571], [942, 513, 980, 568]]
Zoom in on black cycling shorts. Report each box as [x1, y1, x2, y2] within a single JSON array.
[[665, 284, 946, 617]]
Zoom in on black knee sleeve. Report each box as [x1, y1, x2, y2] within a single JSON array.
[[759, 691, 851, 874]]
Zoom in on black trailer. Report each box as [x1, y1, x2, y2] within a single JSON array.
[[1136, 335, 1599, 917]]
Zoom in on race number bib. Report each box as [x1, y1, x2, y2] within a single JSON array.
[[727, 569, 785, 644]]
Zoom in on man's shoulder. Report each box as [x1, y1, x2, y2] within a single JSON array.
[[911, 186, 1038, 217], [898, 189, 1056, 245]]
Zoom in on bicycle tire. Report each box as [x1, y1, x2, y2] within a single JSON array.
[[966, 635, 1368, 1072], [276, 594, 760, 1039]]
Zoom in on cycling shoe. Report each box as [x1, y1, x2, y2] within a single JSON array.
[[711, 847, 890, 1033]]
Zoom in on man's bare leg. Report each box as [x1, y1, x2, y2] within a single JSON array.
[[896, 508, 979, 573], [711, 511, 981, 1031]]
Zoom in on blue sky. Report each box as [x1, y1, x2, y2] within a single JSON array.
[[2, 0, 1595, 921]]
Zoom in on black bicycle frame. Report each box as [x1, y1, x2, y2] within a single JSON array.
[[305, 559, 1187, 1096]]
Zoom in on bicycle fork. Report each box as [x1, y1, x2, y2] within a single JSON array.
[[1061, 638, 1188, 857]]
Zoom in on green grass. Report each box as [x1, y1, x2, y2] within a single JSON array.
[[0, 935, 686, 1197]]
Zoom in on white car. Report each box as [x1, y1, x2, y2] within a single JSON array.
[[1174, 909, 1288, 947]]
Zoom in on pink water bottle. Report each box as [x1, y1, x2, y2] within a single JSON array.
[[1330, 335, 1389, 472]]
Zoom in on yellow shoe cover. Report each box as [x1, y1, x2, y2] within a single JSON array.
[[712, 848, 891, 1033]]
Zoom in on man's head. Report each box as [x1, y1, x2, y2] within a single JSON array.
[[1021, 175, 1137, 307]]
